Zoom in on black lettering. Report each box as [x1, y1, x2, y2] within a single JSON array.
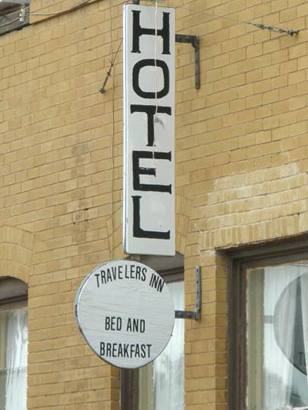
[[141, 268, 147, 281], [105, 316, 122, 331], [106, 269, 112, 282], [132, 196, 170, 239], [100, 270, 106, 284], [100, 342, 105, 356], [135, 265, 141, 280], [140, 344, 151, 358], [118, 265, 123, 279], [147, 344, 151, 357], [123, 343, 129, 357], [140, 319, 145, 333], [130, 264, 136, 278], [127, 318, 132, 332], [132, 150, 172, 193], [126, 318, 145, 333], [141, 344, 146, 358], [94, 273, 100, 287], [130, 344, 135, 358], [130, 105, 171, 146], [106, 343, 112, 357], [149, 273, 165, 292], [100, 342, 152, 359], [132, 10, 170, 54], [105, 316, 111, 330], [135, 344, 140, 357], [133, 319, 139, 332], [111, 266, 117, 280], [133, 59, 170, 99]]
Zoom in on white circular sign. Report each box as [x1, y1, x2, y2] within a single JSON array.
[[75, 260, 175, 369]]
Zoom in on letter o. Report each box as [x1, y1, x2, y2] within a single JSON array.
[[132, 59, 170, 99]]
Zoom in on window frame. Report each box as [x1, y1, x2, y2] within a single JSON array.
[[0, 277, 28, 306], [120, 267, 184, 410], [0, 2, 29, 36], [227, 235, 308, 410]]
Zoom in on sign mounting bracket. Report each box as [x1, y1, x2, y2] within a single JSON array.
[[175, 266, 202, 320], [131, 1, 200, 89], [175, 34, 200, 90]]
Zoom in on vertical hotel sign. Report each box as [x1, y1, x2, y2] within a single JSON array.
[[123, 4, 175, 256]]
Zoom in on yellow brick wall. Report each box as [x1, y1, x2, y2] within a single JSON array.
[[1, 0, 308, 408]]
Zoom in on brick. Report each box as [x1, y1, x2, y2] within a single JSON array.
[[1, 1, 308, 409]]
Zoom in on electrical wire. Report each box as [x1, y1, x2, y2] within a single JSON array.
[[25, 0, 92, 16], [154, 0, 158, 117], [108, 0, 116, 259], [172, 2, 299, 37], [0, 0, 99, 29], [0, 0, 300, 36], [99, 39, 122, 93]]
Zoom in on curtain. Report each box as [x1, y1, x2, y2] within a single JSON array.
[[138, 280, 184, 410], [153, 281, 184, 410], [262, 265, 308, 410], [0, 307, 28, 410]]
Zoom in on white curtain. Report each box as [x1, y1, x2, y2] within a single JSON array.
[[263, 265, 308, 410], [1, 307, 28, 410], [153, 281, 184, 410]]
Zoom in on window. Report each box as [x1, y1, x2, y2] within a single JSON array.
[[0, 277, 28, 410], [229, 245, 308, 410], [121, 254, 184, 410], [138, 279, 184, 410], [0, 1, 29, 36]]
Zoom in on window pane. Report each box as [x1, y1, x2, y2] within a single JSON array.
[[138, 281, 184, 410], [0, 307, 28, 410], [247, 262, 308, 410]]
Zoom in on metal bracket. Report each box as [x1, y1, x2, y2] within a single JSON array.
[[175, 266, 201, 320], [175, 34, 200, 90]]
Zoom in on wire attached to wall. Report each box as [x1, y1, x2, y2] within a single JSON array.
[[108, 0, 116, 259], [245, 21, 299, 37], [25, 0, 93, 17], [176, 3, 300, 37], [97, 0, 300, 93], [0, 0, 300, 72], [1, 0, 300, 36], [99, 40, 122, 94]]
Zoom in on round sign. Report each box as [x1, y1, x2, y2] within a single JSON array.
[[75, 260, 175, 369]]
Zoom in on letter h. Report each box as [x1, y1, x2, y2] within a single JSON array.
[[132, 10, 170, 54]]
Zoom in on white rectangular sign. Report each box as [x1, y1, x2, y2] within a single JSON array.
[[123, 4, 175, 256]]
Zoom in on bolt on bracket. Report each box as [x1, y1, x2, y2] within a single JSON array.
[[175, 266, 202, 321]]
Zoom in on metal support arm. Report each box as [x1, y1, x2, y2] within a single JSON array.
[[175, 266, 202, 321], [175, 34, 201, 90]]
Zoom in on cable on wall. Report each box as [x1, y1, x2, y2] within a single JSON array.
[[2, 0, 299, 36], [108, 0, 116, 259], [17, 0, 103, 27], [245, 21, 299, 36], [24, 0, 92, 17], [175, 3, 299, 37], [99, 40, 122, 94]]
